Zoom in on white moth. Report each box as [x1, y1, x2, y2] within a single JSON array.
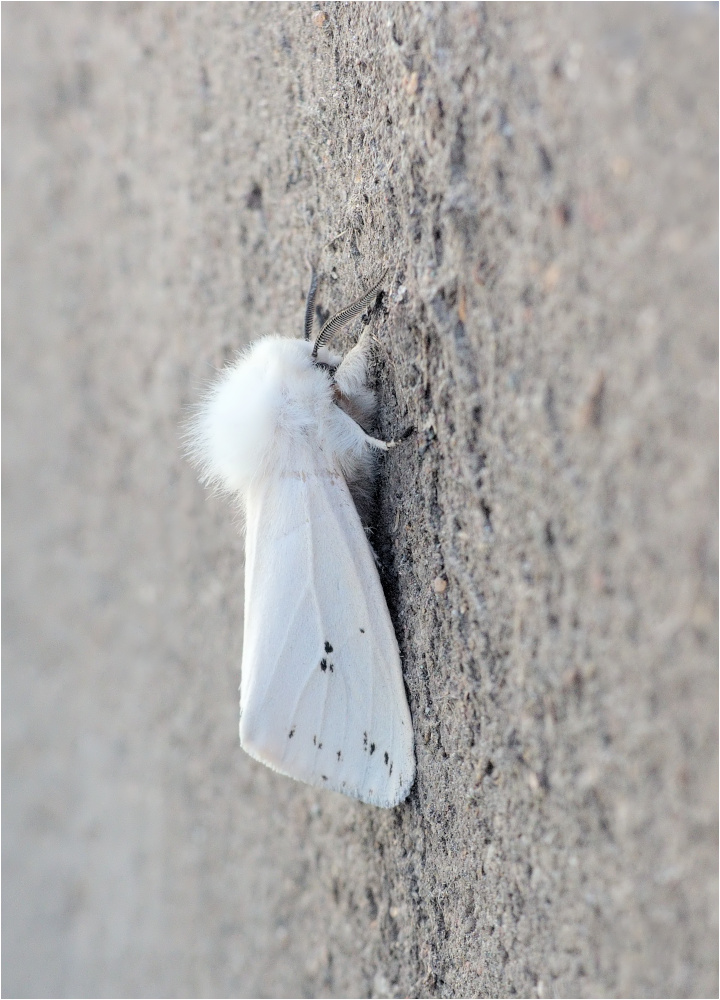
[[189, 267, 415, 807]]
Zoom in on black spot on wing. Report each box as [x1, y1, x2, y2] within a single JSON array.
[[336, 750, 342, 761], [324, 641, 333, 653], [370, 743, 376, 755], [288, 727, 295, 739], [363, 732, 368, 748], [322, 775, 328, 781], [384, 751, 389, 765], [359, 628, 365, 634], [320, 658, 327, 672]]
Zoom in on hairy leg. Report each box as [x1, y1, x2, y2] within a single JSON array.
[[334, 331, 377, 431]]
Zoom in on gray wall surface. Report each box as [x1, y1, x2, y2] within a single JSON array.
[[3, 3, 717, 998]]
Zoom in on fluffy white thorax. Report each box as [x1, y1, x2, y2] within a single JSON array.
[[190, 335, 358, 495]]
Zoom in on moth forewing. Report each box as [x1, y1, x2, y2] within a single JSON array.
[[239, 467, 414, 807]]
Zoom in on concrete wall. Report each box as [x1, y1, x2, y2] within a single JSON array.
[[4, 4, 717, 997]]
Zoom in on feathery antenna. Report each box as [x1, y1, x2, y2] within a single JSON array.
[[303, 261, 319, 341], [312, 268, 388, 359]]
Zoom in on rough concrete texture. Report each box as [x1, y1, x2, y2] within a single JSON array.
[[3, 3, 717, 998]]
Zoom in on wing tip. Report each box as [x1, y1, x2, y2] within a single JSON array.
[[241, 726, 416, 808], [341, 765, 416, 808]]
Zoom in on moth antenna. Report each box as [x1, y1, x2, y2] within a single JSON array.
[[312, 268, 388, 358], [303, 260, 319, 341]]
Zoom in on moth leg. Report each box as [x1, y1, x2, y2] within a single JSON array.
[[334, 331, 377, 430], [363, 432, 397, 451], [331, 398, 380, 526], [342, 426, 396, 527]]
